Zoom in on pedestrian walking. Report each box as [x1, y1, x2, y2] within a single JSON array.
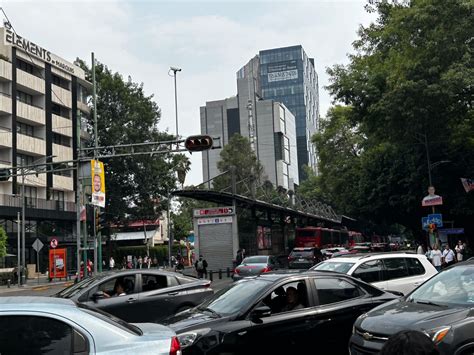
[[133, 256, 138, 269], [147, 256, 151, 269], [109, 256, 115, 270], [194, 255, 208, 279], [455, 240, 465, 262], [138, 256, 143, 269], [236, 249, 244, 266], [442, 244, 456, 268], [430, 244, 442, 272]]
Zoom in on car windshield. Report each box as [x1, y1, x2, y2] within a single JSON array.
[[407, 265, 474, 307], [243, 256, 268, 264], [312, 261, 355, 274], [78, 303, 142, 336], [198, 279, 270, 316]]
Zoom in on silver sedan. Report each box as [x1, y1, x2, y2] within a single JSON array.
[[0, 296, 182, 354]]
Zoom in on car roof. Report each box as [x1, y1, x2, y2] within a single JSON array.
[[0, 296, 76, 309], [257, 269, 357, 281], [328, 251, 420, 262]]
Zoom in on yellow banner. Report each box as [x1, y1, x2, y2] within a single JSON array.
[[91, 160, 105, 207]]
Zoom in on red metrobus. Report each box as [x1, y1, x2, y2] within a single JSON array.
[[295, 227, 351, 249]]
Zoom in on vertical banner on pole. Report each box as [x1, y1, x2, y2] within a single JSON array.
[[91, 160, 106, 208]]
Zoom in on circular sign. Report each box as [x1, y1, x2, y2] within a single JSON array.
[[50, 238, 58, 249]]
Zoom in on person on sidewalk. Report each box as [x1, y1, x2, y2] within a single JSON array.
[[430, 244, 442, 272], [195, 255, 208, 279], [442, 244, 456, 268], [455, 240, 465, 262], [109, 257, 115, 270]]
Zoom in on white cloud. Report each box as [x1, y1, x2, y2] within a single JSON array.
[[1, 0, 375, 186]]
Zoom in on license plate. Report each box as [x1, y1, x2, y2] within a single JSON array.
[[298, 258, 305, 262]]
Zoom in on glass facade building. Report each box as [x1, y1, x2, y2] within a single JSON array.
[[238, 45, 319, 180]]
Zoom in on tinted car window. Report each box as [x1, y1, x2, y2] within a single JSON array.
[[260, 280, 309, 314], [141, 274, 168, 292], [290, 250, 313, 258], [99, 275, 136, 296], [313, 261, 355, 274], [406, 258, 425, 276], [383, 258, 409, 280], [314, 278, 362, 305], [352, 260, 384, 283], [0, 315, 73, 354], [243, 256, 268, 264]]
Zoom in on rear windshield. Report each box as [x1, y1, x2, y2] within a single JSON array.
[[312, 261, 355, 274], [290, 250, 313, 257], [243, 256, 268, 264]]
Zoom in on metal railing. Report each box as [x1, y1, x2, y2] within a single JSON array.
[[0, 194, 75, 212]]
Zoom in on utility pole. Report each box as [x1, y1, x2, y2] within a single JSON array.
[[21, 170, 25, 285], [92, 52, 99, 274], [17, 212, 20, 287]]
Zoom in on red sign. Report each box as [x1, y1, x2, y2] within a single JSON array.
[[49, 248, 67, 279], [194, 207, 234, 217], [421, 195, 443, 207], [50, 238, 58, 249]]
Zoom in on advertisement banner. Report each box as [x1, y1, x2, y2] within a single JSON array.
[[49, 248, 66, 279], [461, 178, 474, 193], [91, 160, 106, 208], [421, 186, 443, 207], [194, 207, 234, 217], [267, 60, 298, 83]]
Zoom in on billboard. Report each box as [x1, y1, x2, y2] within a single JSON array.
[[421, 186, 443, 207], [91, 159, 106, 208], [49, 248, 67, 279], [267, 60, 298, 83]]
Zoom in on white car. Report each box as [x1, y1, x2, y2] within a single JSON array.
[[311, 252, 438, 295]]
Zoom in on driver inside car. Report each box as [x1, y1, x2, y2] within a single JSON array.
[[103, 279, 127, 298]]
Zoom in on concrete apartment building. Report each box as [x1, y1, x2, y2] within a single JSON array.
[[0, 26, 91, 270]]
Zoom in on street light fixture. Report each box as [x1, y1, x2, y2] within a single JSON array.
[[169, 66, 181, 139], [20, 154, 56, 286]]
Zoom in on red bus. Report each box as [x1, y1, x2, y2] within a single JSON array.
[[295, 227, 350, 249]]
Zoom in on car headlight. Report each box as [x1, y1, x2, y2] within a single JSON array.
[[177, 328, 211, 349], [424, 326, 451, 344]]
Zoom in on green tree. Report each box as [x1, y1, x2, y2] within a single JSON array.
[[0, 226, 7, 258], [307, 0, 474, 234], [76, 60, 178, 223], [213, 134, 264, 194]]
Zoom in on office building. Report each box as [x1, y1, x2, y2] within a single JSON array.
[[237, 45, 319, 180], [0, 26, 91, 270]]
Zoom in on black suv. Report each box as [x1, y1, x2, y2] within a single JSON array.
[[350, 260, 474, 355], [288, 247, 322, 269]]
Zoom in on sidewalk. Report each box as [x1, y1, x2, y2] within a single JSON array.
[[0, 277, 73, 294]]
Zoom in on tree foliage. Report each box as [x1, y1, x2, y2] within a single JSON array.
[[76, 59, 180, 222], [0, 226, 7, 258], [302, 0, 474, 234], [213, 134, 264, 193]]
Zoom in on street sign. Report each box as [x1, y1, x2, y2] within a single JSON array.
[[50, 238, 58, 249], [32, 238, 44, 252], [438, 228, 464, 235], [421, 217, 429, 230], [427, 214, 443, 227]]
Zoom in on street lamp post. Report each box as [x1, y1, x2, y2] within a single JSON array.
[[169, 67, 181, 139]]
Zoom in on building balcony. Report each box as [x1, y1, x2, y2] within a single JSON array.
[[52, 114, 72, 137], [0, 193, 76, 212], [0, 127, 12, 148], [0, 93, 12, 115], [16, 69, 45, 95], [77, 100, 90, 114], [53, 174, 74, 191], [52, 143, 73, 162], [52, 84, 72, 108], [17, 101, 45, 126], [0, 160, 11, 168], [17, 133, 46, 156], [20, 173, 47, 187], [0, 60, 12, 82]]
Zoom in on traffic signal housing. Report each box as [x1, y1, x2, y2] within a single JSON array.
[[185, 135, 213, 152], [96, 209, 106, 233], [428, 223, 436, 233]]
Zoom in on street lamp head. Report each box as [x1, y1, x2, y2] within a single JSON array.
[[170, 66, 182, 72]]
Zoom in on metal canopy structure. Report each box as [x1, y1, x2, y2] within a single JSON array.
[[172, 189, 342, 226]]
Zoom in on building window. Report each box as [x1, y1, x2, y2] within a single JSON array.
[[16, 59, 34, 75], [16, 185, 37, 208], [52, 75, 70, 91], [52, 190, 65, 211], [17, 91, 33, 106], [53, 133, 71, 147], [283, 136, 290, 164], [52, 103, 70, 119], [17, 122, 34, 137], [17, 154, 34, 167]]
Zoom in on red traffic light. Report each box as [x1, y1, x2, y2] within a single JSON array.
[[185, 135, 213, 152]]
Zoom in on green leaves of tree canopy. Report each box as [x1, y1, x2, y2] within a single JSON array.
[[302, 0, 474, 234], [0, 226, 7, 258], [76, 59, 180, 222]]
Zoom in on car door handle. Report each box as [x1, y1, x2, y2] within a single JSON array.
[[126, 297, 137, 303], [168, 291, 179, 296]]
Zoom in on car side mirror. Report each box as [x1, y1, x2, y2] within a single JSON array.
[[251, 306, 271, 323], [92, 291, 105, 302]]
